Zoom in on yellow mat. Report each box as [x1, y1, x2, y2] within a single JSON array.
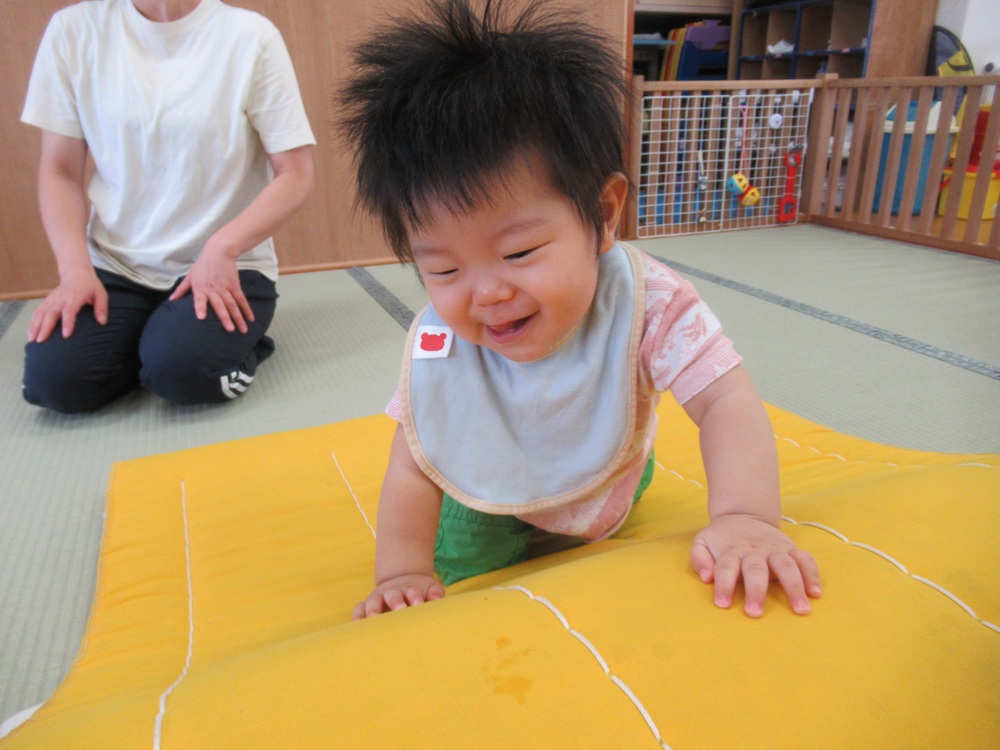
[[4, 399, 999, 749]]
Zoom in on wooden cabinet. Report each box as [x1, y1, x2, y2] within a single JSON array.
[[636, 0, 732, 13], [731, 0, 937, 80]]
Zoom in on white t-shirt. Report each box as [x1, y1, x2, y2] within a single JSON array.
[[22, 0, 316, 289]]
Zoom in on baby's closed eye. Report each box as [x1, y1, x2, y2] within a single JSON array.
[[504, 247, 538, 261]]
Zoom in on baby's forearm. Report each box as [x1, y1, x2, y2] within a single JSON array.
[[684, 367, 782, 525], [374, 534, 437, 584], [374, 424, 444, 583]]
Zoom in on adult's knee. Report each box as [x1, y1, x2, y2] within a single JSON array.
[[139, 276, 276, 406], [138, 339, 231, 406], [23, 340, 130, 414], [138, 327, 267, 406]]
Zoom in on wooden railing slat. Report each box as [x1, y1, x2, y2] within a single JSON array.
[[897, 87, 934, 231], [801, 84, 835, 217], [940, 86, 984, 239], [841, 87, 871, 223], [916, 86, 960, 234], [823, 87, 854, 218], [875, 87, 912, 227], [856, 87, 893, 225], [962, 84, 1000, 242]]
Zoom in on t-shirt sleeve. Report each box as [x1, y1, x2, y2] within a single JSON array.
[[385, 389, 404, 421], [21, 13, 84, 139], [247, 30, 316, 154], [639, 254, 742, 404]]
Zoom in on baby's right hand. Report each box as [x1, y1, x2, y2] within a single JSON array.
[[353, 574, 445, 620]]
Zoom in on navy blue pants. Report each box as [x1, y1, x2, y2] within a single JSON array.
[[23, 269, 278, 413]]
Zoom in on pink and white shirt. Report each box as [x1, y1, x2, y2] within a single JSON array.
[[387, 244, 741, 541]]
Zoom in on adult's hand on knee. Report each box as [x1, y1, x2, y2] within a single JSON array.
[[28, 270, 108, 343], [170, 248, 254, 334]]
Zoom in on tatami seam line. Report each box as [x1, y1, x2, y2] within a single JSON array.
[[348, 255, 1000, 382], [347, 266, 415, 331], [153, 481, 195, 749], [0, 300, 26, 345], [653, 255, 1000, 381], [494, 585, 672, 750]]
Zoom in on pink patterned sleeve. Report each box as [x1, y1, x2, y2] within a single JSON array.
[[385, 389, 403, 421], [639, 254, 742, 404]]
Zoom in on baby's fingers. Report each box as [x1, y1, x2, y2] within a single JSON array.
[[791, 548, 822, 599], [769, 553, 811, 615], [352, 580, 445, 621], [710, 554, 743, 610], [404, 582, 445, 606], [739, 555, 774, 617], [353, 589, 401, 620], [690, 538, 716, 584], [353, 593, 387, 620]]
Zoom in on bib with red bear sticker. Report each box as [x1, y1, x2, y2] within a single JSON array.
[[398, 243, 646, 514]]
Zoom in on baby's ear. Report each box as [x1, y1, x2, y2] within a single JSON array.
[[598, 173, 629, 253]]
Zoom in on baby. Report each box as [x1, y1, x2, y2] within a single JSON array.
[[339, 0, 821, 620]]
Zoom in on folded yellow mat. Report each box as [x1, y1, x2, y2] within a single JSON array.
[[4, 399, 999, 749]]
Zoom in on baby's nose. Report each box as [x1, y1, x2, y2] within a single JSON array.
[[472, 276, 514, 306]]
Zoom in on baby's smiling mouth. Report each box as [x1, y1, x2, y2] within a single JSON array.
[[486, 315, 532, 339]]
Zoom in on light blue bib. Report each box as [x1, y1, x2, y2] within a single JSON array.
[[399, 243, 646, 514]]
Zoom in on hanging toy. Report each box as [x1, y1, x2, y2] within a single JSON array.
[[729, 103, 760, 207], [696, 151, 709, 192], [776, 145, 803, 223], [694, 151, 709, 223], [727, 173, 760, 206]]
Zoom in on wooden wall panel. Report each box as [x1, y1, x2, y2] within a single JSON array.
[[865, 0, 937, 79], [0, 3, 60, 299], [0, 0, 629, 299]]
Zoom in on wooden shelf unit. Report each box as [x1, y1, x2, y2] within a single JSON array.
[[731, 0, 937, 81], [735, 0, 872, 79]]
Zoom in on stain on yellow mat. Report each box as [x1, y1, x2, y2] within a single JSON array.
[[3, 399, 998, 749]]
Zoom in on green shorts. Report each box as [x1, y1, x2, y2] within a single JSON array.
[[434, 453, 655, 586]]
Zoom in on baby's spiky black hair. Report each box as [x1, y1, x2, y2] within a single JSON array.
[[338, 0, 628, 262]]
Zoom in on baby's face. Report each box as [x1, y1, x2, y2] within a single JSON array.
[[407, 159, 609, 363]]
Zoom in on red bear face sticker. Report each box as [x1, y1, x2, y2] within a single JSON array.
[[420, 332, 448, 352]]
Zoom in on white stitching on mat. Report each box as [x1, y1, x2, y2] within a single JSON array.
[[153, 482, 195, 749], [495, 585, 672, 750], [775, 436, 999, 471], [654, 461, 704, 489], [782, 516, 999, 633], [847, 543, 909, 574], [331, 451, 376, 539], [655, 437, 997, 495]]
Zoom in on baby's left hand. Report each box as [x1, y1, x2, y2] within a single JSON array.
[[691, 514, 821, 617]]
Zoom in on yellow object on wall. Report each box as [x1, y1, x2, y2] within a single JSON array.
[[2, 399, 998, 749]]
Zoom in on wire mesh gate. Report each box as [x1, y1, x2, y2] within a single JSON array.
[[636, 90, 813, 238]]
